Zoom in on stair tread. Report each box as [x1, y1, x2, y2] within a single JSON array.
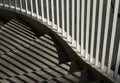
[[43, 72, 81, 83], [1, 26, 32, 44], [8, 21, 37, 38], [4, 23, 34, 41]]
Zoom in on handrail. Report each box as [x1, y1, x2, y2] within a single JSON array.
[[0, 0, 120, 82]]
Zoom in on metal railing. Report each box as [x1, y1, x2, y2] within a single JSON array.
[[0, 0, 120, 82]]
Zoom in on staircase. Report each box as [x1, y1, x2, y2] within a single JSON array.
[[0, 0, 120, 82], [0, 17, 112, 83]]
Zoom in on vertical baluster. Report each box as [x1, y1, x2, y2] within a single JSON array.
[[95, 0, 103, 66], [3, 0, 4, 7], [15, 0, 17, 10], [107, 0, 119, 74], [66, 0, 70, 41], [51, 0, 55, 29], [90, 0, 97, 62], [35, 0, 39, 19], [114, 40, 120, 79], [56, 0, 60, 32], [41, 0, 44, 21], [101, 0, 112, 69], [61, 0, 65, 36], [72, 0, 75, 45], [46, 0, 50, 24], [9, 0, 11, 8], [0, 0, 3, 6], [81, 0, 85, 54], [20, 0, 22, 12], [30, 0, 33, 16], [25, 0, 28, 14], [85, 0, 91, 59], [76, 0, 80, 50]]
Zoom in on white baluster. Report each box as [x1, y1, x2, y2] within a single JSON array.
[[66, 0, 70, 41], [35, 0, 39, 19], [95, 0, 103, 66], [107, 0, 119, 74], [90, 0, 97, 63], [41, 0, 44, 21], [56, 0, 60, 32], [46, 0, 50, 24], [51, 0, 55, 29], [25, 0, 28, 14], [30, 0, 33, 16], [71, 0, 75, 46], [114, 40, 120, 79], [81, 0, 85, 54], [85, 0, 91, 59], [76, 0, 80, 50], [15, 0, 17, 10], [61, 0, 65, 36], [3, 0, 5, 7], [9, 0, 11, 8], [101, 0, 112, 70], [20, 0, 22, 12]]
